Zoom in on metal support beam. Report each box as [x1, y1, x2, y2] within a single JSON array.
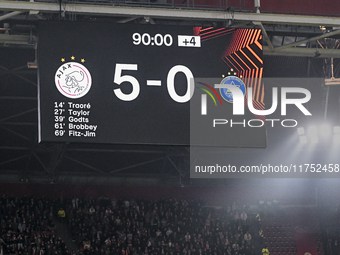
[[0, 34, 36, 45], [0, 126, 32, 142], [0, 96, 37, 100], [166, 155, 184, 177], [0, 108, 37, 122], [109, 157, 164, 174], [45, 144, 66, 182], [64, 155, 105, 174], [11, 72, 37, 87], [263, 46, 340, 58], [0, 65, 36, 76], [0, 122, 37, 126], [117, 16, 140, 24], [254, 21, 274, 51], [32, 152, 49, 174], [0, 146, 30, 150], [0, 11, 23, 21], [66, 147, 182, 155], [275, 29, 340, 51], [1, 1, 340, 26], [0, 155, 28, 167]]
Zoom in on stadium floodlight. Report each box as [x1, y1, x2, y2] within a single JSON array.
[[307, 125, 318, 140], [299, 135, 308, 144], [320, 123, 331, 138], [297, 127, 305, 135], [334, 126, 340, 134], [334, 134, 340, 143], [310, 136, 319, 144], [298, 124, 340, 144]]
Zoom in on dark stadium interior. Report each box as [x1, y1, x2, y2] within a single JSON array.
[[1, 0, 340, 255]]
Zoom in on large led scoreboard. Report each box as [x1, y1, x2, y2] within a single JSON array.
[[38, 21, 266, 147]]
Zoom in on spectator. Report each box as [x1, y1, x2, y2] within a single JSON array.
[[89, 206, 95, 215], [259, 227, 264, 245], [58, 208, 66, 222], [262, 247, 269, 255], [240, 211, 247, 225], [244, 231, 251, 246]]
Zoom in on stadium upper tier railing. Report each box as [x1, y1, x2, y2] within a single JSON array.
[[30, 0, 255, 12], [5, 0, 340, 17]]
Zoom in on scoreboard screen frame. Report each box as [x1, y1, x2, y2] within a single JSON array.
[[37, 21, 266, 147]]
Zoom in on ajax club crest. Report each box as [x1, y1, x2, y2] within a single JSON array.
[[55, 57, 92, 99]]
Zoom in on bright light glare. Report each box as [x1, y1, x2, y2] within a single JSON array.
[[334, 126, 340, 134], [334, 134, 340, 143], [307, 125, 318, 144], [299, 135, 308, 144], [310, 136, 319, 144], [320, 123, 331, 138], [297, 127, 305, 135], [298, 124, 340, 144], [307, 125, 318, 136]]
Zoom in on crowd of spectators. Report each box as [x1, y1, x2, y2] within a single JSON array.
[[0, 195, 260, 255], [0, 195, 71, 255], [65, 198, 258, 255], [318, 205, 340, 255]]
